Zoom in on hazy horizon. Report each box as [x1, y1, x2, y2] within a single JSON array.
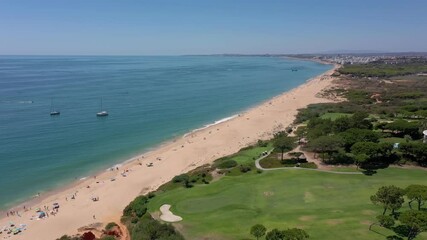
[[1, 0, 427, 55]]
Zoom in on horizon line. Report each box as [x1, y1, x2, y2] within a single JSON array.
[[1, 51, 427, 57]]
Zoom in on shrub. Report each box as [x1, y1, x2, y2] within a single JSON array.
[[105, 222, 118, 230], [130, 215, 184, 240], [123, 195, 149, 218], [100, 236, 116, 240], [56, 236, 80, 240], [299, 162, 318, 169], [218, 160, 238, 169], [172, 174, 190, 183], [239, 165, 252, 173], [184, 181, 194, 188], [147, 192, 156, 199], [239, 145, 255, 151], [257, 169, 263, 174], [257, 139, 269, 147], [281, 159, 298, 165]]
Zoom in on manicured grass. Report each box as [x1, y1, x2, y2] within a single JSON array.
[[320, 112, 352, 120], [232, 144, 272, 165], [329, 166, 362, 172], [148, 168, 427, 240]]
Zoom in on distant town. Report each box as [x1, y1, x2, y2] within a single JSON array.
[[284, 52, 427, 65]]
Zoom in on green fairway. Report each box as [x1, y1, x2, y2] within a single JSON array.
[[148, 168, 427, 240]]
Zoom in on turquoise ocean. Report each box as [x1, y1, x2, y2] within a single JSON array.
[[0, 56, 331, 209]]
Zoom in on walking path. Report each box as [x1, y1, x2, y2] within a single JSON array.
[[255, 149, 363, 175]]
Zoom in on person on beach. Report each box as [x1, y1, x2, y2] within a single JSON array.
[[93, 215, 96, 219]]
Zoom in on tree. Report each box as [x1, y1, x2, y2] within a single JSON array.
[[351, 111, 372, 130], [399, 210, 427, 240], [250, 224, 267, 240], [405, 185, 427, 210], [333, 116, 352, 133], [305, 135, 343, 162], [351, 142, 378, 160], [274, 137, 295, 161], [370, 215, 395, 230], [339, 128, 380, 151], [294, 126, 307, 143], [377, 142, 393, 157], [354, 153, 368, 169], [371, 185, 404, 215], [282, 228, 309, 240], [385, 120, 421, 139], [265, 229, 284, 240], [306, 118, 333, 139], [400, 142, 427, 166]]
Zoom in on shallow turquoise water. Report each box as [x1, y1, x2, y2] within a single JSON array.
[[0, 56, 331, 209]]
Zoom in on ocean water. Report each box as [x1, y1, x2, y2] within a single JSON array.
[[0, 56, 331, 209]]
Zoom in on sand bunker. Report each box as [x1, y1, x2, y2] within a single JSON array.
[[160, 204, 183, 222]]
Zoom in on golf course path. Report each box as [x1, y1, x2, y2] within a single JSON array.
[[160, 204, 183, 222], [255, 149, 363, 175]]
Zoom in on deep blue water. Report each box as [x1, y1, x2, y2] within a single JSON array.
[[0, 56, 331, 209]]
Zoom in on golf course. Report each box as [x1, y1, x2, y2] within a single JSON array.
[[148, 167, 427, 239]]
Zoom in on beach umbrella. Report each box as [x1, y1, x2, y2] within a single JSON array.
[[37, 211, 46, 218]]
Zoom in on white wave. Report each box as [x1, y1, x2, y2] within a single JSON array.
[[183, 114, 238, 137], [106, 163, 123, 171]]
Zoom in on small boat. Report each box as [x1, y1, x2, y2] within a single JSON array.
[[96, 98, 108, 117], [96, 111, 108, 117], [50, 98, 60, 116]]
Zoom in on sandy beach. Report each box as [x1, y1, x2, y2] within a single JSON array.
[[0, 63, 339, 240]]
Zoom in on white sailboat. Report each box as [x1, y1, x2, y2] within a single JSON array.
[[50, 98, 60, 116], [96, 98, 108, 117]]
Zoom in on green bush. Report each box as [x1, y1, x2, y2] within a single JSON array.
[[257, 139, 269, 147], [299, 162, 318, 169], [239, 165, 252, 173], [147, 192, 156, 199], [218, 159, 238, 169], [281, 159, 298, 165], [172, 174, 190, 183], [56, 236, 80, 240], [105, 222, 118, 230], [100, 236, 116, 240], [123, 195, 149, 218], [130, 215, 185, 240], [238, 145, 255, 152]]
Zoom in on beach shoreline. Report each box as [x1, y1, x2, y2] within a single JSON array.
[[0, 61, 339, 240]]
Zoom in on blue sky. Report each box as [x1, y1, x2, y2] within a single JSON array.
[[0, 0, 426, 55]]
